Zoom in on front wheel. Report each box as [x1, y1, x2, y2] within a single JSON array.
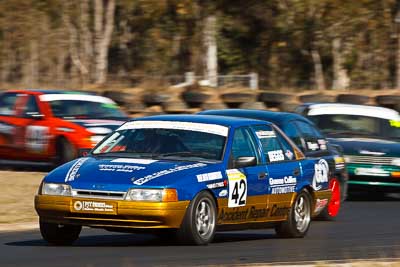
[[40, 220, 81, 245], [176, 191, 217, 245], [275, 189, 312, 238]]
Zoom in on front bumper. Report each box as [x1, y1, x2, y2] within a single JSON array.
[[348, 180, 400, 193], [347, 163, 400, 192], [35, 195, 189, 229]]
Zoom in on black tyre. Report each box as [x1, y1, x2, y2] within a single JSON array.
[[54, 137, 75, 166], [102, 91, 132, 106], [258, 92, 295, 107], [176, 191, 217, 245], [275, 189, 312, 238], [182, 91, 212, 104], [299, 94, 336, 103], [336, 94, 370, 105], [142, 93, 170, 106], [40, 220, 81, 245], [375, 95, 400, 111]]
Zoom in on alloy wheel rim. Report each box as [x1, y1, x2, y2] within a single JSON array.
[[328, 178, 341, 217], [294, 195, 310, 232], [195, 199, 215, 239]]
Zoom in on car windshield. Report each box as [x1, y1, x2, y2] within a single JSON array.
[[48, 100, 126, 119], [310, 114, 400, 139], [92, 128, 226, 161]]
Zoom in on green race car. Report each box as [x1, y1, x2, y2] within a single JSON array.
[[296, 103, 400, 194]]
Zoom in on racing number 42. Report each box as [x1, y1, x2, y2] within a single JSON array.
[[231, 179, 246, 205], [227, 169, 247, 208]]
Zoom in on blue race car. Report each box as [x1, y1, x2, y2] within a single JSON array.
[[35, 115, 332, 245], [199, 109, 347, 220]]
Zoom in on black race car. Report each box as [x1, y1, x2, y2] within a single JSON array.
[[199, 109, 347, 220]]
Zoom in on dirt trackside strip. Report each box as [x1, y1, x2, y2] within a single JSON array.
[[0, 171, 44, 229], [233, 259, 400, 267]]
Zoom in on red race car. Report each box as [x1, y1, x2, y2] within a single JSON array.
[[0, 89, 129, 166]]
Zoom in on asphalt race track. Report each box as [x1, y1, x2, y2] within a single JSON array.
[[1, 195, 400, 267]]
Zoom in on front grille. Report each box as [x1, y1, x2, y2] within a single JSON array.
[[351, 175, 400, 184], [345, 155, 394, 165], [72, 189, 125, 200]]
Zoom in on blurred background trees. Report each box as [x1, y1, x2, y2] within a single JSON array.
[[0, 0, 399, 90]]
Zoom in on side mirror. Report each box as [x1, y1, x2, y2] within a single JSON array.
[[78, 149, 91, 157], [27, 112, 44, 120], [329, 143, 343, 154], [234, 156, 256, 168]]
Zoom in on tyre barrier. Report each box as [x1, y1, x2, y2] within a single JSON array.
[[142, 93, 171, 106], [181, 91, 212, 108], [239, 102, 266, 110], [336, 94, 370, 105], [258, 92, 295, 108], [298, 93, 336, 103]]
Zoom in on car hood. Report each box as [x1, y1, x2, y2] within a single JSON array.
[[328, 137, 400, 157], [69, 119, 127, 135], [45, 156, 216, 192]]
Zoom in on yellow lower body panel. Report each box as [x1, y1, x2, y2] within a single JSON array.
[[35, 195, 189, 229]]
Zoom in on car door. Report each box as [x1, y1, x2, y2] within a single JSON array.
[[220, 127, 269, 224], [251, 124, 302, 220], [0, 92, 19, 146], [0, 92, 26, 159], [15, 94, 52, 160]]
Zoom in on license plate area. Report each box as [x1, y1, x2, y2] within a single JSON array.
[[71, 200, 117, 215]]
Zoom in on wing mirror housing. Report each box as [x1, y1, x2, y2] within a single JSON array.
[[27, 113, 44, 120], [234, 156, 256, 168], [78, 148, 91, 157]]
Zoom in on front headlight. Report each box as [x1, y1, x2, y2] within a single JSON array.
[[125, 188, 177, 202], [391, 158, 400, 166], [42, 183, 72, 196]]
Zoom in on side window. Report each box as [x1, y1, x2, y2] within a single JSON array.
[[295, 121, 323, 151], [273, 126, 296, 161], [252, 125, 287, 163], [22, 96, 40, 117], [0, 93, 18, 116], [281, 121, 304, 150], [231, 127, 259, 165]]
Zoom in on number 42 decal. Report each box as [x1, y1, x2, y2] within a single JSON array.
[[227, 169, 247, 208]]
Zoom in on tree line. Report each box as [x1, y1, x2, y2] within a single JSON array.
[[0, 0, 399, 90]]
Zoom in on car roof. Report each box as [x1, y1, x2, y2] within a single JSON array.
[[133, 114, 272, 128], [4, 89, 97, 95], [303, 103, 400, 121], [199, 109, 311, 125]]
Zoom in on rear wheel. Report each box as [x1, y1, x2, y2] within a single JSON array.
[[40, 220, 81, 245], [318, 178, 341, 220], [176, 191, 216, 245], [275, 189, 312, 238]]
